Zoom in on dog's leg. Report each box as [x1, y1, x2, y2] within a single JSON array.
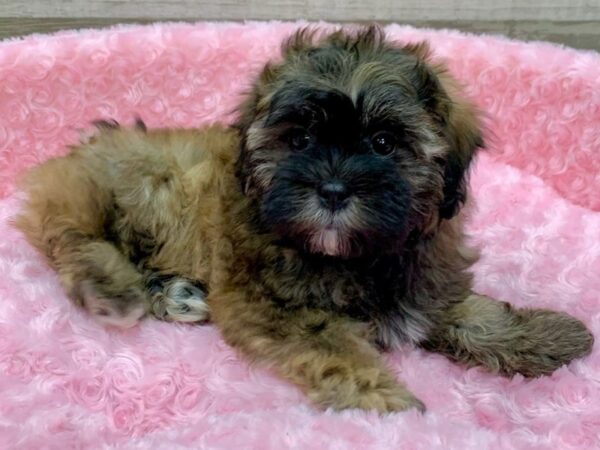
[[422, 294, 594, 377], [14, 154, 150, 328], [16, 187, 149, 327], [146, 273, 210, 323], [210, 289, 424, 413]]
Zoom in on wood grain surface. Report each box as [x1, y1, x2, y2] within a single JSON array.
[[1, 0, 599, 21], [1, 18, 599, 51]]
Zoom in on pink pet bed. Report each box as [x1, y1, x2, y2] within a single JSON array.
[[1, 22, 599, 449]]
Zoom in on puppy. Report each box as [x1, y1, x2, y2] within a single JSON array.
[[15, 27, 593, 413]]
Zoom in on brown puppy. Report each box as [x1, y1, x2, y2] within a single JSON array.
[[15, 27, 593, 413]]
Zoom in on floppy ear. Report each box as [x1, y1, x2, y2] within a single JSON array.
[[234, 61, 285, 196], [436, 75, 483, 220], [234, 62, 280, 133], [406, 46, 484, 220]]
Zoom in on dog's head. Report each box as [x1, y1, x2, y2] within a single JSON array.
[[236, 26, 483, 258]]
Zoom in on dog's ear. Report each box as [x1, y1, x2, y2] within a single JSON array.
[[234, 62, 282, 195], [405, 46, 483, 220], [435, 70, 483, 220], [235, 62, 280, 133], [437, 98, 483, 220]]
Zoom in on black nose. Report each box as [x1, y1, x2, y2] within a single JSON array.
[[318, 181, 349, 211]]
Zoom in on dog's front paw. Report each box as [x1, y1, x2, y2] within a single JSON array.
[[308, 365, 425, 414], [508, 309, 594, 377], [354, 381, 426, 414]]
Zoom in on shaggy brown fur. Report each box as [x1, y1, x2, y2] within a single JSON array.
[[14, 27, 593, 413]]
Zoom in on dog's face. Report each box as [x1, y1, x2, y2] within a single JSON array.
[[237, 27, 482, 258]]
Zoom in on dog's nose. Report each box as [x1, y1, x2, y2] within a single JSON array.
[[318, 181, 349, 211]]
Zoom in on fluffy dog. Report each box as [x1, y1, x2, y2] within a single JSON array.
[[15, 27, 593, 413]]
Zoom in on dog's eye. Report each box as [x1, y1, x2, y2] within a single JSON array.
[[288, 129, 311, 151], [371, 132, 397, 156]]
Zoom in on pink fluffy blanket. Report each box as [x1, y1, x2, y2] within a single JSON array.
[[1, 22, 599, 450]]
